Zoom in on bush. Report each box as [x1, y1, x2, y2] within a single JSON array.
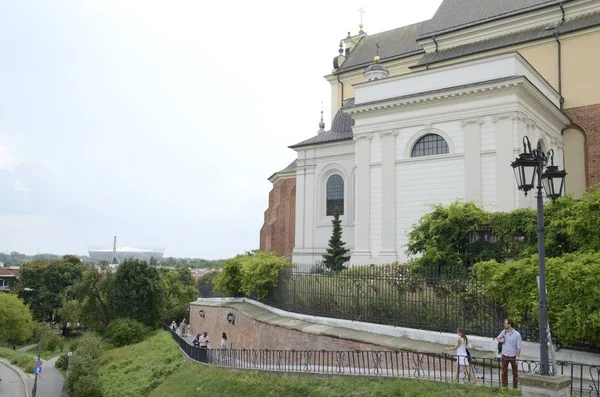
[[239, 252, 292, 300], [213, 256, 244, 297], [474, 251, 600, 347], [56, 354, 69, 370], [67, 332, 103, 397], [104, 318, 147, 347], [72, 375, 104, 397]]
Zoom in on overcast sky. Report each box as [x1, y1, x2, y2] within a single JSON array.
[[0, 0, 443, 259]]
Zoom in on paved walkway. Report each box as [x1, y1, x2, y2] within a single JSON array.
[[11, 344, 65, 397], [0, 359, 28, 397]]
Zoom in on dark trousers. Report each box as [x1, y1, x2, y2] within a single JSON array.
[[501, 355, 518, 388]]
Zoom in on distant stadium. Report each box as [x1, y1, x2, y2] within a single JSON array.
[[88, 236, 164, 265]]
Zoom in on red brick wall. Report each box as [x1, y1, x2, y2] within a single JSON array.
[[189, 305, 389, 352], [259, 177, 295, 260], [565, 104, 600, 187]]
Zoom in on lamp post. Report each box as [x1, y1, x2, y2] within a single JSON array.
[[510, 136, 567, 376], [23, 288, 43, 396]]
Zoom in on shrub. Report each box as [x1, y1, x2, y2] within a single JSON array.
[[56, 354, 69, 370], [67, 332, 103, 397], [213, 256, 244, 297], [239, 252, 292, 300], [104, 318, 147, 347], [474, 251, 600, 346], [72, 375, 104, 397]]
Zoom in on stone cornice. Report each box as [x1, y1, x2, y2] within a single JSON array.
[[378, 130, 399, 138], [346, 77, 568, 131]]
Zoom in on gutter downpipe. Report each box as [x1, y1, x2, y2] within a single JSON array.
[[555, 2, 565, 110], [336, 74, 344, 110]]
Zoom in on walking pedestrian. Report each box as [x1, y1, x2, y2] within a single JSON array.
[[444, 328, 476, 383], [497, 318, 522, 388]]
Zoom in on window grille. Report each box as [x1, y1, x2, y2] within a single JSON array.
[[326, 174, 344, 215], [411, 134, 449, 157]]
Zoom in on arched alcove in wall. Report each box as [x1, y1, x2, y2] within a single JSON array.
[[563, 127, 587, 198]]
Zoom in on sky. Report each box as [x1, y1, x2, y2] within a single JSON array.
[[0, 0, 443, 259]]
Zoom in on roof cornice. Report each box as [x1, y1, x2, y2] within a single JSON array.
[[346, 76, 569, 130], [417, 0, 598, 53]]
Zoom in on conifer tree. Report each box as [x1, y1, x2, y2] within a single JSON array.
[[322, 207, 350, 271]]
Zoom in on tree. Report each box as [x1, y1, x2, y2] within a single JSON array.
[[239, 252, 292, 300], [0, 293, 35, 344], [107, 259, 165, 328], [322, 208, 350, 271], [57, 299, 83, 335], [65, 269, 113, 331], [213, 256, 244, 297], [16, 256, 87, 322], [161, 267, 198, 322]]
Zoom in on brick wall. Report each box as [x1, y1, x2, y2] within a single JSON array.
[[189, 305, 390, 353], [565, 104, 600, 187], [259, 177, 295, 260]]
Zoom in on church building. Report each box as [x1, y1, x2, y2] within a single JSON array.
[[260, 0, 600, 269]]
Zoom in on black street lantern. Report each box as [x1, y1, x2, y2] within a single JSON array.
[[511, 139, 540, 196], [510, 136, 567, 377], [227, 312, 235, 325], [542, 162, 567, 200], [199, 309, 205, 318]]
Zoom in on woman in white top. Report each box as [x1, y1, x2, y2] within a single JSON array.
[[220, 332, 228, 349], [444, 328, 476, 383]]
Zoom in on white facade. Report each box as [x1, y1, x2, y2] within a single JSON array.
[[292, 53, 569, 269]]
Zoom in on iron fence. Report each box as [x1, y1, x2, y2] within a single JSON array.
[[263, 267, 511, 339], [164, 325, 600, 396]]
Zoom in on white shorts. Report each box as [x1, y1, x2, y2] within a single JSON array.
[[457, 356, 470, 366]]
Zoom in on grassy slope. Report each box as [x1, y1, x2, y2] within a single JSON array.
[[98, 332, 520, 397], [149, 364, 521, 397], [97, 331, 184, 397], [0, 347, 36, 372]]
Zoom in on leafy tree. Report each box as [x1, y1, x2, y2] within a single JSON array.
[[16, 256, 87, 322], [36, 322, 63, 352], [322, 208, 350, 272], [57, 299, 82, 335], [161, 267, 198, 321], [0, 293, 35, 344], [107, 259, 165, 328], [239, 252, 292, 300], [213, 256, 244, 297], [65, 269, 113, 331]]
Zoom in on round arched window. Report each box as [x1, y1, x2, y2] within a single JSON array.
[[411, 134, 449, 157], [326, 174, 344, 215]]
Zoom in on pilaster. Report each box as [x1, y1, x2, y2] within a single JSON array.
[[352, 133, 372, 263], [462, 118, 483, 204], [493, 113, 517, 211], [379, 130, 398, 260]]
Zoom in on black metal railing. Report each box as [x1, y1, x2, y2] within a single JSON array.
[[263, 268, 510, 338], [164, 325, 600, 396]]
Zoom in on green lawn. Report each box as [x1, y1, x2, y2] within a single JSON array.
[[148, 364, 521, 397], [0, 347, 37, 373], [97, 331, 185, 397], [94, 331, 520, 397]]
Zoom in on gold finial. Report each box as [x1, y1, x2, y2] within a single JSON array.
[[374, 55, 381, 63], [374, 43, 380, 62]]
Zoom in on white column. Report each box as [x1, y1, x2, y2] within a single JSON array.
[[352, 133, 371, 264], [293, 165, 305, 251], [379, 130, 397, 260], [494, 114, 517, 211], [462, 118, 483, 204]]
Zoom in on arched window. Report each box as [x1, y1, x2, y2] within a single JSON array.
[[411, 134, 449, 157], [326, 174, 344, 215]]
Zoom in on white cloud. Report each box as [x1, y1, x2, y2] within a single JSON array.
[[0, 145, 20, 172]]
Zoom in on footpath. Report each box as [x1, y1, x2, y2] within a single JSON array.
[[6, 344, 66, 397]]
